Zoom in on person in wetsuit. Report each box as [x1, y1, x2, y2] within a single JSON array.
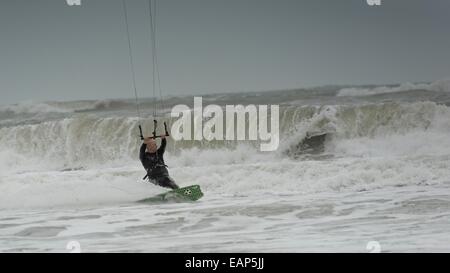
[[139, 135, 179, 189]]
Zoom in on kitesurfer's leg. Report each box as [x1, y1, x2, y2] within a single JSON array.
[[156, 176, 179, 190]]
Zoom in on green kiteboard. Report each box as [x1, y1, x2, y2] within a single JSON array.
[[138, 185, 203, 203]]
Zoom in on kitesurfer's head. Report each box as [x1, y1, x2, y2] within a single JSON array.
[[145, 138, 158, 153]]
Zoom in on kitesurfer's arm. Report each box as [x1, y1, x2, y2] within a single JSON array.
[[139, 143, 147, 162], [158, 136, 167, 154]]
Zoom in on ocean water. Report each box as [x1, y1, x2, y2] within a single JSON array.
[[1, 79, 450, 252]]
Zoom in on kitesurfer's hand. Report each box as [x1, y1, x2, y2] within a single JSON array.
[[143, 137, 153, 144]]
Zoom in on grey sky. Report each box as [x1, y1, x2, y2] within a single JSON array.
[[1, 0, 450, 104]]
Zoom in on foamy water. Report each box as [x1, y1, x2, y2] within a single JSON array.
[[1, 80, 450, 252]]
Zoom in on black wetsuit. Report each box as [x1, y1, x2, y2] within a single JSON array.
[[139, 138, 179, 189]]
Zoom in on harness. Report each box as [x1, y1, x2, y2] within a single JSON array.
[[142, 151, 168, 181]]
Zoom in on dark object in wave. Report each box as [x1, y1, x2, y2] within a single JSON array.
[[288, 133, 330, 158]]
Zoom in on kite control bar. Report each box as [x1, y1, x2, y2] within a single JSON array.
[[152, 120, 170, 139], [139, 120, 169, 140], [152, 120, 158, 138], [164, 121, 170, 137], [139, 125, 144, 140]]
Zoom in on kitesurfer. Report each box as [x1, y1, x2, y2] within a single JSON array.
[[139, 135, 179, 189]]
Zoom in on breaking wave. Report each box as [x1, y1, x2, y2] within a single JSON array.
[[337, 78, 450, 97], [1, 101, 449, 172], [1, 100, 450, 208]]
